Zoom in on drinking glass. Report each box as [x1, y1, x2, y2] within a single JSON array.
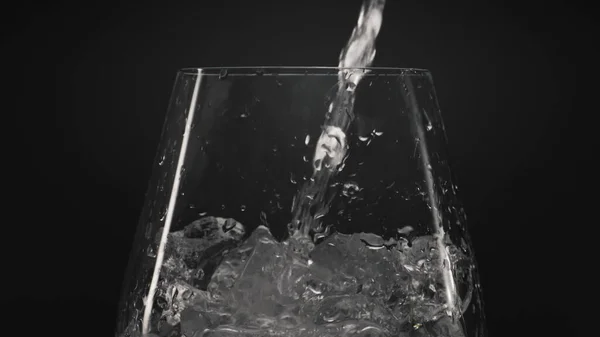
[[115, 67, 487, 337]]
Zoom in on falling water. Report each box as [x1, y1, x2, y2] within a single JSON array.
[[290, 0, 386, 243]]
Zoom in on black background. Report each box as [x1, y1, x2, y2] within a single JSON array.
[[4, 0, 586, 336]]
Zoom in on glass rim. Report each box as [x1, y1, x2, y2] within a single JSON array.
[[179, 66, 431, 76]]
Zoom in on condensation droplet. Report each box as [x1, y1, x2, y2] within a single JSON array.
[[145, 222, 152, 239], [342, 181, 360, 197], [219, 69, 228, 79], [159, 206, 167, 221], [147, 244, 156, 258]]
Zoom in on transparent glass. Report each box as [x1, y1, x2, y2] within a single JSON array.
[[115, 67, 487, 337]]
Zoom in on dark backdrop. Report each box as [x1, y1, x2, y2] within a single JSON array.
[[4, 0, 585, 336]]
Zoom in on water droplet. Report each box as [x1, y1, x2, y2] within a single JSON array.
[[397, 226, 413, 235], [373, 130, 383, 136], [272, 146, 278, 153], [158, 154, 165, 166], [260, 211, 267, 225], [358, 136, 369, 142], [218, 69, 228, 79], [198, 211, 207, 216], [240, 205, 246, 212], [255, 68, 265, 76], [145, 222, 152, 239], [195, 269, 205, 280], [289, 173, 297, 184], [313, 205, 329, 220], [276, 79, 283, 87], [305, 135, 310, 145], [427, 123, 433, 131], [159, 206, 167, 221], [220, 204, 226, 210], [147, 244, 156, 258], [303, 155, 308, 162], [342, 181, 360, 197]]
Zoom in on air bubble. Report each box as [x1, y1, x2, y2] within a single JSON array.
[[305, 135, 310, 145], [240, 205, 246, 212]]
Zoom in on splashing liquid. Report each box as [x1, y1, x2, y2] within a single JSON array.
[[290, 0, 386, 243]]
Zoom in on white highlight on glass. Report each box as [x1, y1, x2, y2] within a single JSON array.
[[142, 69, 203, 335]]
